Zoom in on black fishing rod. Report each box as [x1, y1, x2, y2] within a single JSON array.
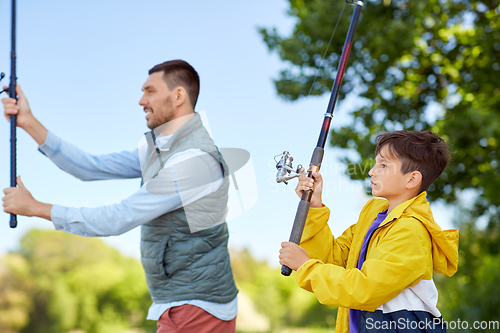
[[275, 0, 364, 276], [8, 0, 18, 228]]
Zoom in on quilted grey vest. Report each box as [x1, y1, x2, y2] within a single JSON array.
[[140, 113, 238, 304]]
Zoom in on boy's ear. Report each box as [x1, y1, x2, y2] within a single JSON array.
[[406, 171, 422, 190]]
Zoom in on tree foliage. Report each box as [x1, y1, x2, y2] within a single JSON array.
[[260, 0, 500, 220], [0, 232, 341, 333], [0, 229, 155, 333], [0, 254, 34, 333], [231, 248, 337, 330], [435, 213, 500, 330]]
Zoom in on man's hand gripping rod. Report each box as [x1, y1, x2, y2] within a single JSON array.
[[276, 0, 364, 276]]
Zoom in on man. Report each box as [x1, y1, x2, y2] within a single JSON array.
[[2, 60, 238, 332]]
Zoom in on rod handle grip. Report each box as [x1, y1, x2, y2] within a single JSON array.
[[281, 197, 311, 276], [10, 113, 17, 229], [310, 147, 324, 169], [10, 214, 17, 228], [281, 265, 292, 276]]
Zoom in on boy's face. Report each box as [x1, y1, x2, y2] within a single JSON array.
[[368, 145, 412, 200]]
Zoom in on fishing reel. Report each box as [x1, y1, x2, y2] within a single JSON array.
[[275, 151, 303, 185]]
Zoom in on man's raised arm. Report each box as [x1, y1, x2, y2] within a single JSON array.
[[2, 85, 142, 180]]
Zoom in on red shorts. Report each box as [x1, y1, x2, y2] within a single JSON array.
[[156, 304, 236, 333]]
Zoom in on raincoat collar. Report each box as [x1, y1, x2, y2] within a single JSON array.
[[375, 191, 459, 276], [379, 191, 428, 227]]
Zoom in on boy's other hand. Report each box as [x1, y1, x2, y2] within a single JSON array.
[[2, 85, 35, 129], [279, 242, 310, 271], [295, 169, 323, 208]]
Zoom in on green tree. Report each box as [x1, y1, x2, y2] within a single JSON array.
[[0, 254, 34, 333], [435, 212, 500, 331], [231, 248, 337, 330], [14, 229, 155, 333]]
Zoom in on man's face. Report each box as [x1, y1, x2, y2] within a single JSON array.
[[368, 146, 409, 200], [139, 72, 176, 130]]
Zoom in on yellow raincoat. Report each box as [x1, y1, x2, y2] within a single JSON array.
[[296, 191, 459, 333]]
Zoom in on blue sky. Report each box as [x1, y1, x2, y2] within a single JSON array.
[[0, 0, 455, 265]]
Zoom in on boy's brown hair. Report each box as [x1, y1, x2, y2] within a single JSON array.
[[375, 131, 451, 192]]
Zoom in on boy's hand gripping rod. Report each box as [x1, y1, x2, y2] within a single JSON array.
[[276, 0, 364, 276]]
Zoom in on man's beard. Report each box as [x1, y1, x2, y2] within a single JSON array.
[[147, 96, 174, 130]]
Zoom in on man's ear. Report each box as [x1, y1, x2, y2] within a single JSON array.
[[406, 171, 422, 190], [173, 87, 187, 106]]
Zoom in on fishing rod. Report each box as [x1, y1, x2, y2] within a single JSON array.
[[275, 0, 364, 276], [1, 0, 18, 228]]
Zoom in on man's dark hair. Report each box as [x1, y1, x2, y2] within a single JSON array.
[[149, 60, 200, 108], [375, 130, 451, 192]]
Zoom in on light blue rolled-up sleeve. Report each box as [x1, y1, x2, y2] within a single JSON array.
[[50, 186, 184, 237], [38, 131, 142, 180], [40, 132, 223, 237]]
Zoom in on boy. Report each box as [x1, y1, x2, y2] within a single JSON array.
[[279, 131, 459, 333]]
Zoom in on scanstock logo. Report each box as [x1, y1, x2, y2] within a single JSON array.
[[138, 111, 257, 232]]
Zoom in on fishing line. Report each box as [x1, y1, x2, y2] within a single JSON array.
[[282, 1, 348, 151], [306, 1, 347, 98]]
